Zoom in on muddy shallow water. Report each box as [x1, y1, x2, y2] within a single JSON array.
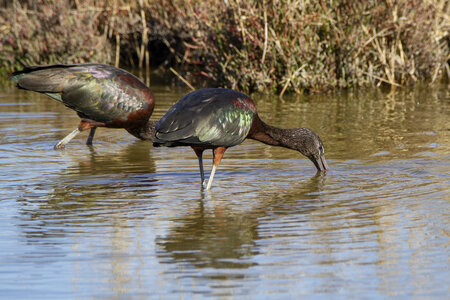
[[0, 81, 448, 298]]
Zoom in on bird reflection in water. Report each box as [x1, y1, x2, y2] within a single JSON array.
[[156, 173, 327, 272]]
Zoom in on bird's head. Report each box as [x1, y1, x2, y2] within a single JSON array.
[[290, 128, 328, 172]]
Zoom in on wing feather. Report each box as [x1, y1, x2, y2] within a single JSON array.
[[11, 64, 152, 123], [155, 88, 256, 147]]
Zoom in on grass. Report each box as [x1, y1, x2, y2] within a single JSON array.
[[1, 0, 448, 95]]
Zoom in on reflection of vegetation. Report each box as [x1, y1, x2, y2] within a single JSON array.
[[16, 141, 157, 241], [1, 1, 448, 94], [70, 141, 156, 176], [255, 83, 449, 160], [317, 84, 450, 159]]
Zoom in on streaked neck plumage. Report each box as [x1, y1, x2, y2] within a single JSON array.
[[126, 120, 157, 141], [248, 116, 290, 148], [247, 116, 318, 153]]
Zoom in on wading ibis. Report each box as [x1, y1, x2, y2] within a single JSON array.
[[153, 88, 328, 190], [11, 63, 156, 149]]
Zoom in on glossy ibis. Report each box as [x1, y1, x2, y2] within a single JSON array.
[[11, 63, 156, 149], [153, 88, 328, 190]]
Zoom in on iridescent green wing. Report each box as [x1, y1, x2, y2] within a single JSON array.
[[12, 64, 153, 124], [155, 88, 256, 147], [194, 97, 255, 147], [61, 65, 152, 123]]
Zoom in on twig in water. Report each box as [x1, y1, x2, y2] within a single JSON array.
[[169, 67, 195, 91]]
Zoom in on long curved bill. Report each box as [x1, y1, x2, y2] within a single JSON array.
[[311, 154, 328, 172]]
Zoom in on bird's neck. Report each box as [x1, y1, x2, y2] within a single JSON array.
[[248, 116, 296, 150], [126, 119, 157, 141]]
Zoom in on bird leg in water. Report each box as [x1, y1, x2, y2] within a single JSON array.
[[54, 119, 104, 150], [86, 127, 97, 145], [54, 128, 81, 150], [78, 119, 104, 146], [206, 147, 226, 190], [192, 147, 205, 185]]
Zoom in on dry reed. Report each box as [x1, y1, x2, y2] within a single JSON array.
[[1, 0, 448, 94]]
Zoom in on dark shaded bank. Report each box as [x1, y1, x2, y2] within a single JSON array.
[[1, 0, 448, 94]]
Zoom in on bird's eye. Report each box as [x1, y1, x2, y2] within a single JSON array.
[[319, 145, 324, 156]]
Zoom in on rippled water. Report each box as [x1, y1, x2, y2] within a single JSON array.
[[0, 81, 448, 299]]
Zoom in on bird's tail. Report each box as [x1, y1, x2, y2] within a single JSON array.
[[152, 137, 163, 147], [10, 64, 72, 96], [152, 138, 186, 148], [152, 135, 177, 147]]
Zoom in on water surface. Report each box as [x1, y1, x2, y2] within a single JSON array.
[[0, 81, 448, 299]]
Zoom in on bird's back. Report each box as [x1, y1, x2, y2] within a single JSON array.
[[154, 88, 257, 148], [11, 64, 154, 127]]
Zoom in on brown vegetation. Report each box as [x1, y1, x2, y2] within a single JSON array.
[[1, 0, 449, 94]]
